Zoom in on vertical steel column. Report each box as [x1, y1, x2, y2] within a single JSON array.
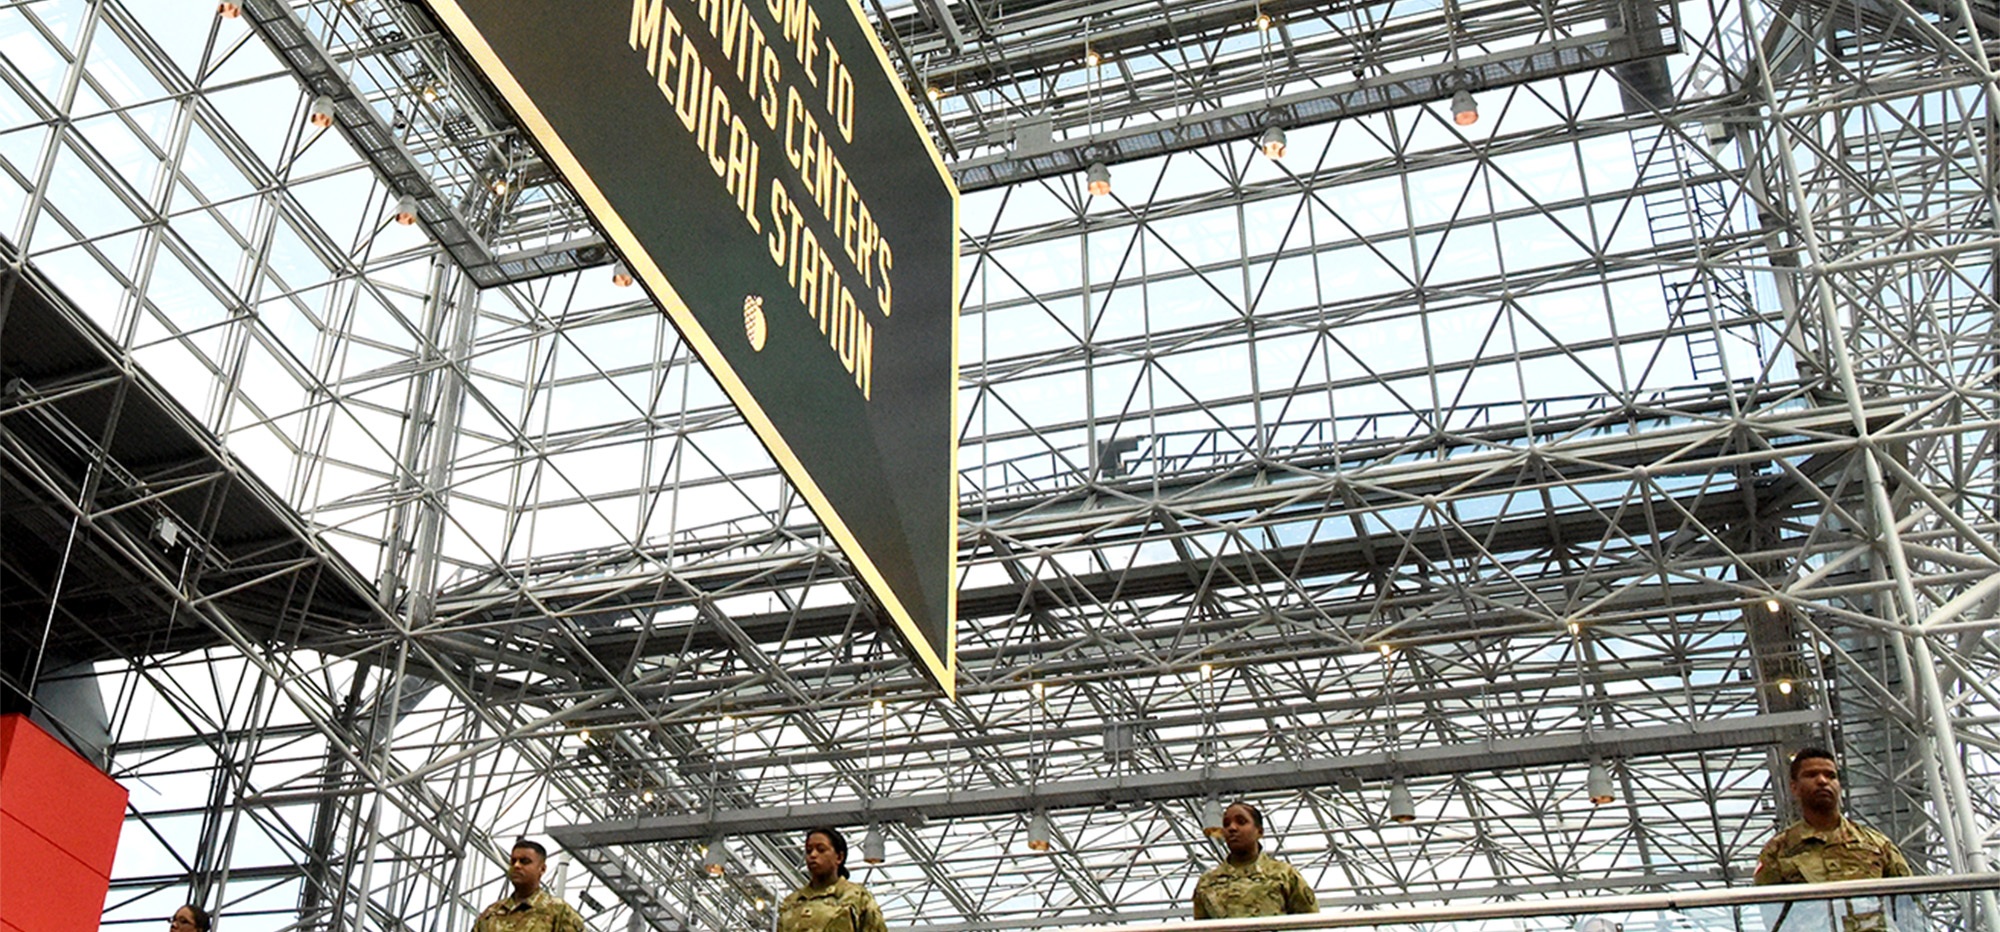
[[313, 258, 474, 930], [345, 640, 412, 932], [1738, 0, 1999, 924], [374, 258, 461, 605], [343, 269, 477, 931], [9, 0, 102, 253], [407, 272, 482, 626]]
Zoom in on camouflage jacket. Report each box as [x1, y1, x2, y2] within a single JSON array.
[[471, 889, 586, 932], [1755, 817, 1912, 884], [1193, 851, 1318, 919], [778, 877, 888, 932]]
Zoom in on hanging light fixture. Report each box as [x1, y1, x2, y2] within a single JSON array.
[[1085, 162, 1111, 197], [1200, 797, 1224, 838], [703, 838, 727, 877], [611, 261, 634, 287], [1259, 125, 1288, 160], [1252, 2, 1281, 160], [1778, 678, 1795, 695], [1588, 760, 1617, 805], [1451, 89, 1479, 126], [1765, 597, 1782, 613], [1388, 779, 1417, 823], [863, 824, 887, 864], [309, 95, 335, 129], [393, 195, 418, 226], [217, 2, 241, 17], [1027, 810, 1052, 852]]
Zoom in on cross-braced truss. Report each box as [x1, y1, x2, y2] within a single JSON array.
[[0, 0, 1993, 930]]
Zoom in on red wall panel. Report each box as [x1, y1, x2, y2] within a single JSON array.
[[1, 811, 118, 932], [0, 714, 129, 932]]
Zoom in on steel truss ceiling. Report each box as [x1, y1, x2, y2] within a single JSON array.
[[0, 0, 1993, 930]]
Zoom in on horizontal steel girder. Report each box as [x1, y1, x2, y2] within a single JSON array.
[[434, 398, 1898, 667], [951, 0, 1676, 191], [238, 0, 608, 287], [549, 708, 1823, 846]]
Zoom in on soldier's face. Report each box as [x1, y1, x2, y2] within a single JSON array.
[[805, 832, 844, 882], [1221, 804, 1262, 856], [508, 846, 546, 892], [1791, 757, 1841, 813]]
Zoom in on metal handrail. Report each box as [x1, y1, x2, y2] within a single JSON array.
[[1082, 873, 2000, 932]]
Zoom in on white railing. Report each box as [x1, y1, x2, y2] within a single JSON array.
[[1058, 874, 2000, 932]]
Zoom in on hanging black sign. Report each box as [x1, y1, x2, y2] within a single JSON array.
[[421, 0, 959, 693]]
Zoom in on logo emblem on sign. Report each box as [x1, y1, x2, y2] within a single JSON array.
[[743, 294, 767, 351]]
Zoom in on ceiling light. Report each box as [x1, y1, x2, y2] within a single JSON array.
[[1778, 679, 1795, 695], [1389, 779, 1416, 823], [1086, 162, 1111, 197], [1588, 760, 1617, 805], [309, 95, 335, 129], [1259, 125, 1287, 160], [420, 84, 439, 103], [1026, 811, 1052, 852], [1451, 89, 1479, 126], [217, 2, 240, 17], [1766, 598, 1782, 613], [1085, 47, 1101, 68], [393, 195, 417, 226], [611, 262, 634, 287], [1255, 12, 1272, 30], [152, 515, 181, 548], [863, 824, 887, 864], [1200, 797, 1223, 838], [926, 85, 942, 102], [1566, 620, 1581, 635], [490, 176, 509, 196], [703, 839, 726, 877]]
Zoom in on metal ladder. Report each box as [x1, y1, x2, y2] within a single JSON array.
[[1631, 123, 1755, 384]]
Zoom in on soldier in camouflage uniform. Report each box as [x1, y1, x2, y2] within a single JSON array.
[[778, 827, 889, 932], [1756, 748, 1912, 885], [1193, 801, 1318, 919], [472, 839, 586, 932]]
